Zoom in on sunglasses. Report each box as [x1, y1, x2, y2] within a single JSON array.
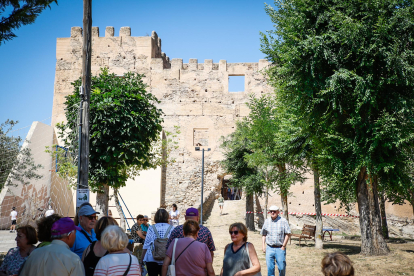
[[270, 211, 278, 214], [143, 219, 148, 221], [229, 230, 239, 235], [85, 215, 97, 220]]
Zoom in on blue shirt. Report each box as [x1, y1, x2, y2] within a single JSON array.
[[141, 224, 150, 232], [70, 224, 97, 259]]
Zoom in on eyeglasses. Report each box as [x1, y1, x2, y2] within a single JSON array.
[[143, 219, 148, 221], [85, 215, 97, 220], [270, 211, 278, 214], [229, 231, 239, 235]]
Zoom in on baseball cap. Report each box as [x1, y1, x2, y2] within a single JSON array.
[[51, 217, 81, 237], [185, 207, 199, 217], [269, 205, 280, 211], [78, 204, 100, 217]]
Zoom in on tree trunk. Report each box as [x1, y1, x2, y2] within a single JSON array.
[[409, 188, 414, 218], [313, 169, 323, 249], [246, 193, 255, 231], [255, 193, 265, 228], [357, 167, 389, 255], [96, 184, 109, 217], [280, 193, 289, 222], [379, 190, 389, 239], [114, 188, 126, 231], [278, 164, 289, 222], [265, 185, 269, 220]]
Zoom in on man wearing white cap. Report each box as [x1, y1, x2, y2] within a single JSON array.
[[70, 204, 100, 258], [260, 205, 291, 276]]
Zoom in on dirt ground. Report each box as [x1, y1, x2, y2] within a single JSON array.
[[204, 199, 414, 276]]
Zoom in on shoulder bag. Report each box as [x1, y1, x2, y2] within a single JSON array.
[[123, 254, 132, 276], [246, 242, 262, 276], [167, 239, 178, 276]]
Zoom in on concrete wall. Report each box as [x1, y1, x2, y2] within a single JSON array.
[[0, 122, 74, 229]]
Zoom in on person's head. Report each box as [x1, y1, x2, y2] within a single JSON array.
[[51, 217, 80, 247], [108, 210, 112, 216], [183, 220, 200, 238], [48, 205, 52, 210], [136, 214, 144, 225], [37, 214, 62, 242], [78, 204, 100, 232], [143, 215, 149, 225], [16, 225, 38, 248], [154, 209, 169, 224], [12, 207, 16, 211], [95, 216, 118, 241], [269, 205, 280, 219], [185, 207, 199, 223], [321, 252, 354, 276], [229, 222, 248, 243], [101, 225, 128, 253], [172, 204, 177, 211], [74, 202, 92, 226]]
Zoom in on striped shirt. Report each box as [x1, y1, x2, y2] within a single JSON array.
[[260, 216, 291, 246], [94, 253, 140, 276]]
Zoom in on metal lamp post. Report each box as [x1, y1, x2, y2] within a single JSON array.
[[195, 146, 211, 225]]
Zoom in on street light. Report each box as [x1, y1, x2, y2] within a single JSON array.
[[195, 146, 211, 225]]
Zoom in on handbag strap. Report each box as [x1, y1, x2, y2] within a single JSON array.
[[123, 254, 132, 276], [175, 240, 195, 263], [171, 238, 178, 265], [80, 229, 93, 243]]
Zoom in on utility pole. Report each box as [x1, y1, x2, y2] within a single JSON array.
[[195, 147, 211, 225], [76, 0, 92, 208]]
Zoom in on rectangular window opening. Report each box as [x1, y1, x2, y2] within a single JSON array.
[[228, 75, 245, 92]]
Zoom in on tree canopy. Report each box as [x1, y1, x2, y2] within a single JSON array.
[[56, 68, 164, 194], [0, 0, 57, 45], [0, 120, 42, 190], [261, 0, 414, 255]]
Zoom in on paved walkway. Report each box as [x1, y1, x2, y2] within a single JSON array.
[[0, 231, 16, 253], [204, 198, 269, 275]]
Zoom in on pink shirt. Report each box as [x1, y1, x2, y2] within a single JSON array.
[[166, 237, 212, 276]]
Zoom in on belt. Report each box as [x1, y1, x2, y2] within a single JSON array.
[[267, 244, 282, 248]]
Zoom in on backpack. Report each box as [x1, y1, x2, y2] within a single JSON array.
[[151, 224, 173, 260]]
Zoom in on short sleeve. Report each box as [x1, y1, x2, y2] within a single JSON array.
[[143, 226, 154, 250], [260, 220, 268, 236], [284, 220, 291, 234], [204, 244, 212, 263], [166, 227, 180, 249], [206, 230, 216, 251]]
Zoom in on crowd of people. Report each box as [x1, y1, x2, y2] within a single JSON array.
[[0, 203, 355, 276]]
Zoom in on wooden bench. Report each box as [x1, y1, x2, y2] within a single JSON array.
[[290, 224, 316, 245]]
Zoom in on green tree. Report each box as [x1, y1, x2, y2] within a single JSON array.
[[0, 0, 57, 45], [261, 0, 414, 255], [0, 120, 42, 190], [221, 121, 264, 230], [244, 95, 303, 222], [56, 68, 164, 215]]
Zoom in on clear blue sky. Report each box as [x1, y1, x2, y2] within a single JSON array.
[[0, 0, 274, 137]]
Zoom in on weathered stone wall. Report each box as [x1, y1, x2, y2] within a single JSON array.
[[52, 26, 413, 221], [52, 27, 272, 214]]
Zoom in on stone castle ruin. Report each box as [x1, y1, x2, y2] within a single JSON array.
[[1, 26, 412, 238], [52, 26, 272, 218]]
